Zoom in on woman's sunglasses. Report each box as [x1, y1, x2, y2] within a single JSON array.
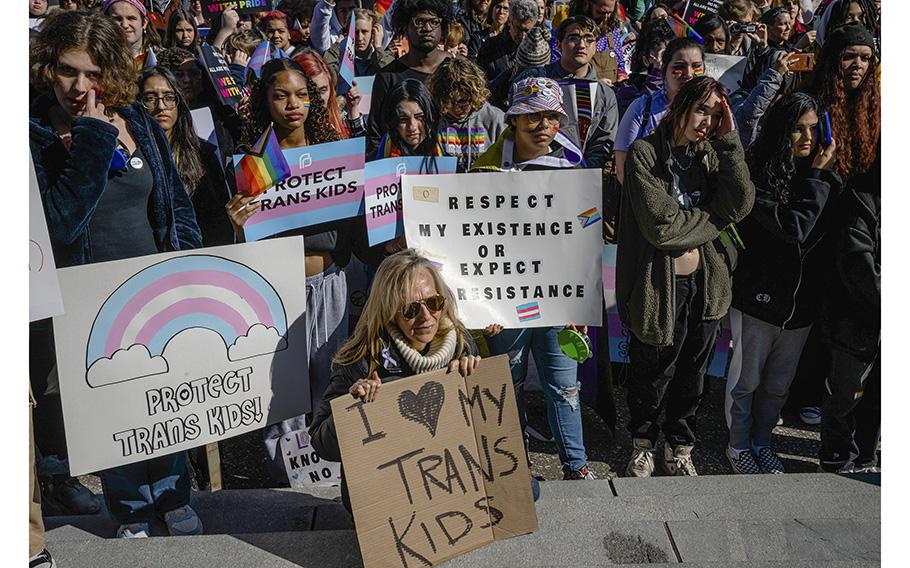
[[401, 294, 446, 319]]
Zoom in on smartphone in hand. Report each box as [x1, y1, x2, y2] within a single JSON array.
[[789, 52, 815, 72], [818, 111, 833, 147]]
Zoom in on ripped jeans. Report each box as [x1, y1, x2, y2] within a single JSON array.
[[486, 326, 588, 472]]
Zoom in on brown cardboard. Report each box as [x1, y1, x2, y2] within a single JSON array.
[[331, 355, 538, 568]]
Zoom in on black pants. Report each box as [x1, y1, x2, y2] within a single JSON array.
[[626, 272, 721, 447], [819, 348, 881, 470]]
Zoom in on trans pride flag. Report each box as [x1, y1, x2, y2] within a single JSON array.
[[233, 125, 291, 197], [338, 16, 357, 90], [246, 41, 291, 83]]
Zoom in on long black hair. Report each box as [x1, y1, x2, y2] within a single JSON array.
[[827, 0, 879, 39], [747, 93, 820, 203], [164, 8, 199, 49], [630, 18, 675, 74], [380, 78, 439, 155], [242, 57, 341, 147], [138, 66, 205, 197], [693, 13, 731, 54]]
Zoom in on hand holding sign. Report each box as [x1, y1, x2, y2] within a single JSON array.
[[349, 371, 382, 402]]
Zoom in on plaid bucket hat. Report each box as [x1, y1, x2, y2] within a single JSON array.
[[507, 77, 567, 118]]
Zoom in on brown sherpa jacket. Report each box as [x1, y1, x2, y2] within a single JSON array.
[[616, 123, 755, 347]]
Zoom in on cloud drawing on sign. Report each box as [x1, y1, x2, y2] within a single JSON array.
[[228, 323, 288, 360], [86, 344, 169, 388], [84, 254, 288, 388]]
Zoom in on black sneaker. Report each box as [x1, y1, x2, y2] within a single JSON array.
[[42, 476, 101, 516], [29, 548, 57, 568]]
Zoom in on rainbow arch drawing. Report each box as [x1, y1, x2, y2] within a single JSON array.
[[85, 255, 288, 387]]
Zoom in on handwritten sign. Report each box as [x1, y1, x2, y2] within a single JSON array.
[[281, 426, 342, 487], [52, 238, 310, 475], [198, 43, 242, 107], [682, 0, 724, 25], [402, 169, 603, 328], [202, 0, 270, 16], [237, 137, 366, 241], [332, 355, 538, 568], [365, 156, 457, 246], [704, 53, 747, 95], [29, 154, 64, 322]]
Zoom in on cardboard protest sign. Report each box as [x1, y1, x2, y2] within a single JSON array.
[[332, 355, 538, 568], [202, 0, 270, 17], [682, 0, 724, 25], [402, 169, 603, 328], [29, 154, 64, 322], [198, 43, 243, 108], [237, 137, 366, 241], [354, 75, 375, 116], [602, 244, 731, 376], [281, 426, 342, 487], [52, 238, 310, 475], [704, 53, 747, 94], [365, 156, 457, 247]]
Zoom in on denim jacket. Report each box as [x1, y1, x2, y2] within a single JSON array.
[[29, 94, 202, 267]]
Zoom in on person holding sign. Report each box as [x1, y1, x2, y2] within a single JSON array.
[[226, 58, 370, 481], [725, 93, 840, 475], [30, 10, 203, 538], [616, 76, 754, 478], [470, 77, 596, 481], [309, 250, 480, 512]]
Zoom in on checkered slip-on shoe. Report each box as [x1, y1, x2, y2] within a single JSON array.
[[755, 447, 785, 474], [726, 447, 761, 475]]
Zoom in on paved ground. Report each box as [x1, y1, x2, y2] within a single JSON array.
[[78, 374, 827, 493]]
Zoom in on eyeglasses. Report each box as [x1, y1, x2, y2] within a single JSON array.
[[400, 294, 446, 319], [524, 111, 562, 128], [140, 93, 178, 110], [411, 16, 442, 30], [566, 33, 597, 45]]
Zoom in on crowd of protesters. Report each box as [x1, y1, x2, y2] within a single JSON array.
[[27, 0, 880, 565]]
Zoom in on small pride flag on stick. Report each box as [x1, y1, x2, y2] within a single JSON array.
[[234, 125, 291, 197], [666, 13, 704, 43]]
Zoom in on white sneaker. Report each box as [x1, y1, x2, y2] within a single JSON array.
[[625, 438, 656, 478], [800, 406, 822, 425], [663, 444, 698, 476], [116, 522, 150, 538]]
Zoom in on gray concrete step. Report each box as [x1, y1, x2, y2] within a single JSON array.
[[44, 473, 880, 567]]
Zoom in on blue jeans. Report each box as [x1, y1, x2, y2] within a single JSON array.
[[486, 326, 588, 472], [100, 452, 191, 525]]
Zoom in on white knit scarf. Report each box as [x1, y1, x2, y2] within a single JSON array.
[[387, 324, 458, 374]]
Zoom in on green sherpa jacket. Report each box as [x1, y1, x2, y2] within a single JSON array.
[[616, 124, 755, 347]]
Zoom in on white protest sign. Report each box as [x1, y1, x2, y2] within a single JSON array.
[[29, 154, 64, 322], [402, 169, 603, 328], [704, 53, 747, 94], [52, 238, 310, 475], [281, 427, 342, 487]]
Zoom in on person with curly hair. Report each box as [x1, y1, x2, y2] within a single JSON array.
[[810, 22, 880, 474], [365, 0, 454, 156], [724, 93, 840, 475], [427, 57, 506, 171], [226, 58, 372, 482], [29, 8, 202, 539], [294, 50, 366, 139], [815, 0, 879, 51]]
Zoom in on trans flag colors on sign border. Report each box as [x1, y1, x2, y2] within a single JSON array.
[[364, 156, 457, 246], [236, 137, 366, 242]]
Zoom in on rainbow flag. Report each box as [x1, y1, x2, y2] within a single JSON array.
[[666, 13, 704, 43], [338, 16, 357, 90], [234, 125, 291, 197], [577, 207, 602, 228], [374, 0, 394, 16], [143, 48, 157, 69]]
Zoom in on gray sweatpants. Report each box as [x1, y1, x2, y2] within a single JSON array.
[[726, 308, 812, 450], [263, 264, 349, 482]]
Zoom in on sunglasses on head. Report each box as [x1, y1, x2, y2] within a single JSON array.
[[401, 294, 446, 319]]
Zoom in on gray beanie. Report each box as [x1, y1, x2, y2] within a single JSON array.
[[515, 25, 552, 69]]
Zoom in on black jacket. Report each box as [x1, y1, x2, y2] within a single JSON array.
[[478, 29, 519, 82], [732, 168, 842, 328], [821, 182, 881, 360]]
